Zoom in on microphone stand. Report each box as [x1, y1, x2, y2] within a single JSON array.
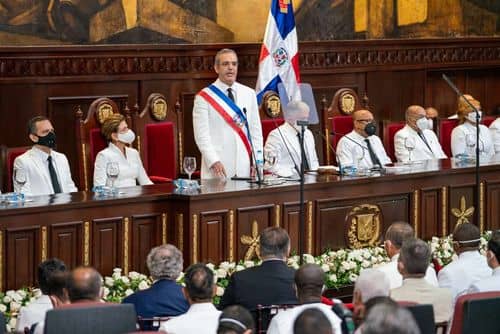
[[243, 107, 263, 185], [297, 119, 308, 265], [442, 74, 480, 224]]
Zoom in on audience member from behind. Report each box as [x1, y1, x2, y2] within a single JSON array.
[[122, 244, 189, 318], [351, 269, 390, 326], [353, 296, 398, 334], [438, 223, 491, 300], [394, 105, 446, 162], [469, 230, 500, 293], [391, 238, 452, 323], [217, 305, 255, 334], [362, 303, 420, 334], [160, 263, 221, 334], [219, 227, 297, 311], [33, 266, 103, 334], [293, 308, 333, 334], [15, 258, 68, 332], [267, 264, 341, 334], [377, 221, 438, 288]]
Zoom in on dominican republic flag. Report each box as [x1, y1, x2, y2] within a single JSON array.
[[255, 0, 301, 103]]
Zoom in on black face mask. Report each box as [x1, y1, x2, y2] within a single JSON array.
[[364, 122, 377, 136], [35, 131, 57, 149]]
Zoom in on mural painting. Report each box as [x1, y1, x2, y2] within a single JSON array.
[[0, 0, 498, 45]]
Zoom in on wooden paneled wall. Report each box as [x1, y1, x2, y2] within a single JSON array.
[[0, 38, 499, 187]]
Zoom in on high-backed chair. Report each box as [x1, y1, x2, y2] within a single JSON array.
[[448, 291, 500, 334], [261, 119, 285, 143], [133, 93, 179, 182], [322, 88, 367, 165], [482, 115, 495, 127], [383, 121, 406, 162], [438, 119, 459, 158], [1, 146, 30, 193], [404, 304, 435, 334], [255, 304, 297, 334], [44, 304, 137, 334], [259, 90, 285, 144], [75, 97, 121, 191]]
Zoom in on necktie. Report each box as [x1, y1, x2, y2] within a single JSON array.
[[227, 88, 235, 103], [417, 131, 433, 153], [47, 156, 62, 193], [297, 133, 310, 170], [364, 138, 382, 167]]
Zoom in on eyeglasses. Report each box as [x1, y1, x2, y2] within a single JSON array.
[[355, 119, 373, 124], [218, 61, 238, 67]]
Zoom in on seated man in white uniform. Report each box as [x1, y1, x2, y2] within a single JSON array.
[[93, 113, 153, 188], [451, 94, 494, 161], [13, 116, 78, 196], [264, 101, 319, 178], [394, 105, 447, 162], [468, 230, 500, 293], [337, 109, 391, 170]]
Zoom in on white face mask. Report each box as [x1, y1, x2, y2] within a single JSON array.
[[117, 129, 135, 144], [467, 111, 482, 123], [416, 117, 431, 131], [427, 118, 433, 130]]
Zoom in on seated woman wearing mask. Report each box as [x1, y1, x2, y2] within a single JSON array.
[[451, 94, 494, 161], [93, 114, 153, 188], [264, 100, 319, 178]]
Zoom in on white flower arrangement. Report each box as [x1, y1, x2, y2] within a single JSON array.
[[1, 232, 492, 332]]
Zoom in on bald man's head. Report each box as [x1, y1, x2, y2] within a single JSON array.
[[295, 264, 325, 302], [353, 109, 374, 137], [405, 105, 427, 131], [67, 266, 102, 302]]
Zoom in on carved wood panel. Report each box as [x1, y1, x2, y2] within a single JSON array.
[[420, 188, 441, 240], [91, 217, 123, 277], [282, 202, 301, 254], [5, 227, 40, 290], [49, 222, 83, 270], [448, 185, 476, 230], [487, 182, 500, 231], [130, 214, 162, 274], [199, 210, 228, 264], [236, 205, 274, 261]]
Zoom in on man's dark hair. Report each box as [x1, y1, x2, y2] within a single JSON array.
[[399, 238, 431, 275], [185, 263, 214, 302], [37, 258, 67, 295], [46, 270, 69, 302], [218, 305, 255, 334], [363, 303, 419, 334], [66, 266, 102, 302], [488, 230, 500, 263], [385, 222, 414, 249], [453, 223, 481, 248], [259, 227, 290, 258], [27, 116, 49, 135], [293, 308, 332, 334], [295, 264, 324, 299]]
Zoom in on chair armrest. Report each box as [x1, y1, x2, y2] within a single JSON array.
[[150, 176, 172, 183]]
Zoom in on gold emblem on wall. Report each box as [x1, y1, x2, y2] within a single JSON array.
[[151, 95, 168, 121], [97, 103, 114, 124], [261, 91, 282, 118], [347, 204, 382, 248], [340, 93, 356, 115], [241, 220, 260, 261], [451, 196, 474, 226]]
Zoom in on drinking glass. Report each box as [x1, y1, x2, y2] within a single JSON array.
[[264, 150, 278, 179], [183, 156, 196, 180], [353, 145, 365, 172], [106, 162, 120, 191], [404, 137, 416, 163], [14, 168, 27, 190], [465, 133, 476, 158]]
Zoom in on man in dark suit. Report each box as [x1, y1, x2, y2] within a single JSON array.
[[122, 244, 189, 320], [219, 227, 298, 311]]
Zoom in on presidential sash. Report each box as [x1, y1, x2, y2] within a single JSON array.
[[197, 85, 253, 160]]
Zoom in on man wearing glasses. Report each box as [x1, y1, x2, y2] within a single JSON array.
[[337, 109, 391, 170], [193, 48, 263, 179]]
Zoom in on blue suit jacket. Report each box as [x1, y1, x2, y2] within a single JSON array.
[[122, 279, 189, 318]]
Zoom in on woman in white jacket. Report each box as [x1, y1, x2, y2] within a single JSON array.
[[93, 114, 152, 188]]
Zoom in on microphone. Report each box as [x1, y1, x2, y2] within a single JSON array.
[[312, 129, 342, 174], [268, 109, 301, 176], [243, 107, 263, 184]]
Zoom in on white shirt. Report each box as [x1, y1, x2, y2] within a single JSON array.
[[267, 303, 342, 334], [337, 130, 391, 169], [264, 122, 319, 178], [451, 122, 495, 161], [193, 79, 263, 179], [159, 303, 221, 334], [394, 125, 447, 162], [489, 117, 500, 154], [376, 253, 438, 289], [438, 250, 492, 301], [13, 147, 77, 196], [15, 294, 53, 332], [93, 143, 152, 188], [468, 267, 500, 293]]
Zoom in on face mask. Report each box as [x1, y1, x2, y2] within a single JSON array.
[[416, 117, 431, 131], [467, 111, 482, 123], [35, 131, 56, 149], [364, 122, 376, 136], [428, 118, 434, 130], [117, 129, 135, 144]]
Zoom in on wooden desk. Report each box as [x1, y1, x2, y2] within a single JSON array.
[[1, 159, 499, 290]]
